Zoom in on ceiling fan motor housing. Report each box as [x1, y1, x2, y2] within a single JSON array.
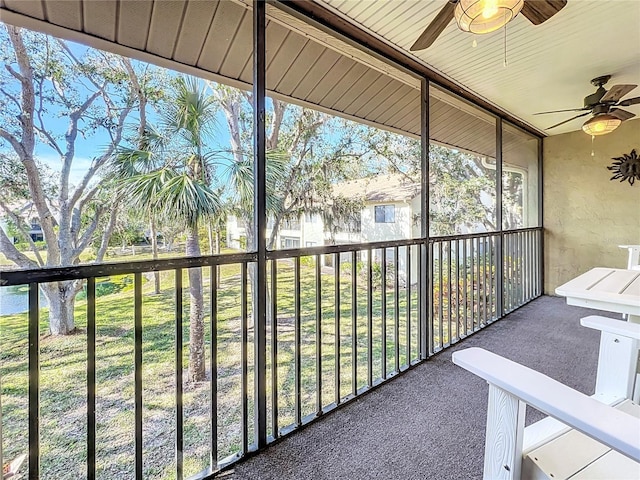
[[592, 104, 610, 115], [584, 87, 606, 108]]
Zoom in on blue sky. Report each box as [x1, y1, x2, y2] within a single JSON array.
[[27, 38, 237, 186]]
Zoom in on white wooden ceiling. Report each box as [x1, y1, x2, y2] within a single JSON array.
[[318, 0, 640, 135]]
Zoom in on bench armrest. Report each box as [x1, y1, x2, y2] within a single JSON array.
[[452, 347, 640, 462], [581, 315, 640, 340]]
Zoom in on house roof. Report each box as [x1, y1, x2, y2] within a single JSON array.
[[333, 174, 420, 203]]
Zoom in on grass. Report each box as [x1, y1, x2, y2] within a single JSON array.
[[0, 250, 502, 479]]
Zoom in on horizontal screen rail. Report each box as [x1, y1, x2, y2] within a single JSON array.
[[0, 228, 541, 286], [0, 251, 257, 286]]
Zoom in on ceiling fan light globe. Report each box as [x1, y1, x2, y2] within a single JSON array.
[[454, 0, 524, 34], [582, 114, 622, 136]]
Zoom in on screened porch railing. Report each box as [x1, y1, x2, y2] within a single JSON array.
[[0, 227, 541, 480]]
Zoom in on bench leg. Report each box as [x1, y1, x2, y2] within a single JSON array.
[[595, 332, 639, 401], [484, 384, 526, 480]]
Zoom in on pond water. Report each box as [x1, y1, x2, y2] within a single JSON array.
[[0, 285, 49, 315]]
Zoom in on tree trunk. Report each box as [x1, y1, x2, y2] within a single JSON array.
[[41, 281, 78, 335], [207, 223, 214, 255], [150, 217, 161, 294], [185, 225, 206, 382]]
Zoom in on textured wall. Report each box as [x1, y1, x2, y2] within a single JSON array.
[[543, 118, 640, 294]]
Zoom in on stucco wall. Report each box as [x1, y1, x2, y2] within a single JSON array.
[[543, 118, 640, 294]]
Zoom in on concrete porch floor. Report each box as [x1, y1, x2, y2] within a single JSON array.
[[220, 296, 612, 480]]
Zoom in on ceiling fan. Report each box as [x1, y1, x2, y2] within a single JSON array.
[[534, 75, 639, 135], [410, 0, 567, 51]]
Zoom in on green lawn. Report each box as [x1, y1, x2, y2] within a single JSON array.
[[0, 252, 497, 479]]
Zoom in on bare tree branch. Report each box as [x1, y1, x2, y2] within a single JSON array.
[[4, 63, 23, 82], [0, 200, 45, 266], [0, 226, 38, 270], [33, 40, 64, 157], [69, 102, 133, 210], [0, 127, 25, 157], [73, 207, 102, 258], [95, 198, 120, 262], [0, 87, 21, 110]]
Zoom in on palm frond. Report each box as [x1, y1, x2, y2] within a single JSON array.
[[157, 173, 222, 226]]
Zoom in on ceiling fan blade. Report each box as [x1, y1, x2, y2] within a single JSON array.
[[533, 107, 589, 115], [609, 108, 636, 122], [601, 84, 638, 103], [410, 1, 456, 51], [618, 96, 640, 107], [521, 0, 567, 25], [546, 111, 590, 130]]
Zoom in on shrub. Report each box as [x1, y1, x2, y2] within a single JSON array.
[[76, 275, 134, 300], [14, 241, 47, 251], [300, 256, 315, 268]]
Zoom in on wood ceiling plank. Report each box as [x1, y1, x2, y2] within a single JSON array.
[[173, 0, 218, 65], [275, 40, 327, 96], [392, 107, 420, 132], [372, 1, 426, 36], [44, 0, 83, 30], [366, 84, 411, 120], [117, 0, 153, 49], [332, 69, 381, 112], [290, 48, 341, 100], [82, 0, 117, 41], [318, 61, 369, 109], [197, 1, 244, 73], [268, 33, 308, 91], [220, 10, 253, 80], [400, 113, 422, 136], [384, 90, 421, 126], [146, 0, 187, 58], [341, 0, 378, 22], [3, 0, 44, 19], [332, 0, 366, 17], [264, 23, 296, 88], [374, 84, 417, 125], [305, 55, 354, 104], [344, 75, 394, 115], [354, 81, 403, 118]]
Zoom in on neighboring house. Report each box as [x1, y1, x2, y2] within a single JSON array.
[[227, 173, 421, 250], [0, 201, 44, 244], [226, 215, 246, 250], [28, 219, 44, 242], [225, 173, 422, 280], [332, 173, 421, 243], [333, 174, 421, 280]]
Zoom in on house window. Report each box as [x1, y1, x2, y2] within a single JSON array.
[[282, 237, 300, 249], [374, 205, 395, 223]]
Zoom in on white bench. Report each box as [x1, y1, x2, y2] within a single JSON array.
[[619, 245, 640, 271], [452, 315, 640, 480]]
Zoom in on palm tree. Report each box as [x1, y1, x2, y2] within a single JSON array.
[[114, 77, 222, 382], [110, 125, 166, 293]]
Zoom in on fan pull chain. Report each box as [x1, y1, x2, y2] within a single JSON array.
[[472, 38, 477, 48], [591, 135, 595, 157], [503, 14, 508, 67]]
